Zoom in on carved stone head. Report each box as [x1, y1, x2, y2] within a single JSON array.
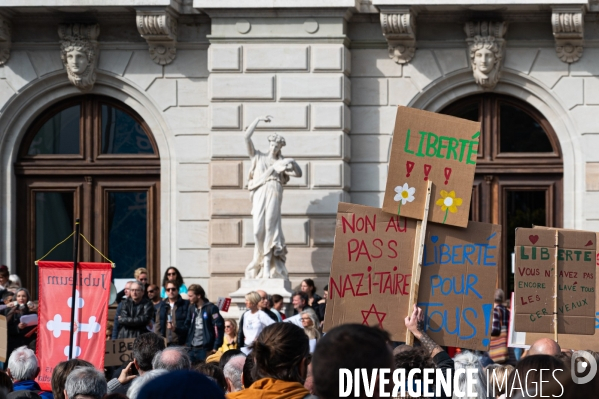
[[465, 21, 507, 90], [469, 35, 502, 89], [59, 24, 100, 91]]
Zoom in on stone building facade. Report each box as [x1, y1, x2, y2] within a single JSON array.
[[0, 0, 598, 312]]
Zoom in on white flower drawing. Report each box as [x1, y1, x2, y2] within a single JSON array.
[[394, 183, 416, 205]]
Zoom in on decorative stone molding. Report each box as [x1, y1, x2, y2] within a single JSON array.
[[0, 15, 11, 66], [58, 23, 100, 92], [136, 9, 178, 66], [551, 6, 584, 64], [380, 7, 416, 64], [464, 21, 507, 90]]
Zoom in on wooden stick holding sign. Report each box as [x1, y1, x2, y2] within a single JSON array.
[[406, 180, 432, 345]]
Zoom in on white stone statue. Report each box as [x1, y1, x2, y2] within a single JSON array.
[[58, 23, 100, 91], [244, 116, 302, 280], [469, 35, 502, 89]]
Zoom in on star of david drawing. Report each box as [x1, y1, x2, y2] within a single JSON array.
[[361, 304, 386, 329]]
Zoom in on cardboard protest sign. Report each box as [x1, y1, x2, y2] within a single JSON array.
[[418, 220, 501, 350], [105, 338, 136, 367], [514, 227, 596, 335], [516, 226, 599, 348], [325, 202, 500, 350], [382, 106, 480, 228], [0, 315, 6, 362], [324, 202, 417, 341]]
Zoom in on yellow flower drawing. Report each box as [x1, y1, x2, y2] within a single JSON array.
[[436, 190, 462, 223]]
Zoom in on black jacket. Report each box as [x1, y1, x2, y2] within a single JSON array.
[[184, 301, 224, 351], [117, 297, 154, 339], [155, 296, 190, 345]]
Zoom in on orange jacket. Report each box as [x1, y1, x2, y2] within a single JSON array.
[[227, 378, 309, 399]]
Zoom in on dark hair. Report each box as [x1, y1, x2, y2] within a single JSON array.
[[323, 284, 329, 291], [1, 291, 13, 301], [104, 395, 128, 399], [0, 371, 12, 393], [251, 323, 309, 383], [394, 347, 434, 372], [302, 279, 316, 296], [50, 359, 94, 399], [137, 370, 225, 399], [0, 266, 8, 279], [293, 291, 308, 305], [133, 333, 166, 371], [194, 363, 227, 392], [271, 294, 283, 304], [219, 349, 244, 370], [242, 356, 255, 389], [164, 281, 180, 290], [162, 267, 184, 290], [506, 355, 565, 397], [313, 324, 393, 399], [187, 284, 206, 300]]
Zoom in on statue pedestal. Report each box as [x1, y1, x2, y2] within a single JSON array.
[[225, 278, 293, 319]]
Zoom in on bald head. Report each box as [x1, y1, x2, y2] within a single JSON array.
[[152, 347, 191, 371], [529, 338, 561, 356], [256, 290, 268, 310]]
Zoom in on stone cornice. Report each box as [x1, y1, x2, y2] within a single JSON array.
[[379, 6, 416, 64], [552, 5, 585, 63], [136, 7, 178, 65]]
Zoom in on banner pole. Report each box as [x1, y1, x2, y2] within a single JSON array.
[[553, 229, 558, 343], [406, 180, 432, 345], [68, 218, 81, 360]]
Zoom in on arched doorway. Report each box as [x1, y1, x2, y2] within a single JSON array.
[[441, 94, 563, 293], [16, 95, 160, 294]]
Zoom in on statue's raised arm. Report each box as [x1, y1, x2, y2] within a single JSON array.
[[244, 115, 272, 158]]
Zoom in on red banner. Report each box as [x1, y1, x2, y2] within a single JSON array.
[[36, 262, 112, 390]]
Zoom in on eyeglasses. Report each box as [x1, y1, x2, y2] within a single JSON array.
[[130, 289, 142, 292], [260, 296, 267, 300], [225, 325, 232, 329], [147, 290, 155, 293], [167, 272, 177, 276], [139, 278, 148, 282], [166, 288, 178, 292]]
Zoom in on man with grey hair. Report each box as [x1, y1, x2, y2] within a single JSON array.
[[7, 346, 52, 399], [117, 281, 154, 339], [64, 367, 106, 399], [223, 355, 245, 393], [152, 347, 191, 371], [126, 369, 168, 399]]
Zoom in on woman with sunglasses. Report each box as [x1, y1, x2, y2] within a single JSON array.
[[217, 319, 238, 353], [160, 267, 187, 299]]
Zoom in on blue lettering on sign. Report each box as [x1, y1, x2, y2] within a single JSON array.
[[430, 274, 482, 299], [418, 302, 479, 340], [595, 311, 599, 329], [423, 236, 497, 267]]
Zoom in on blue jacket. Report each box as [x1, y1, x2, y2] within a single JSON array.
[[184, 301, 224, 351], [155, 296, 190, 345], [13, 380, 53, 399]]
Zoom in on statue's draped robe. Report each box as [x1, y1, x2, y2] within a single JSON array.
[[246, 150, 289, 278]]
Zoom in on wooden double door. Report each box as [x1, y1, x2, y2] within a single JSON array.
[[15, 96, 160, 295], [442, 95, 563, 293]]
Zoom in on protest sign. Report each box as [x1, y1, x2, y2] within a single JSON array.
[[217, 297, 231, 312], [105, 338, 136, 367], [418, 220, 501, 350], [325, 202, 500, 350], [514, 228, 596, 335], [0, 315, 6, 362], [382, 106, 480, 228], [324, 202, 417, 341]]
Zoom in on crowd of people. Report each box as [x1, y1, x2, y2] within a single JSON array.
[[0, 264, 597, 398]]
